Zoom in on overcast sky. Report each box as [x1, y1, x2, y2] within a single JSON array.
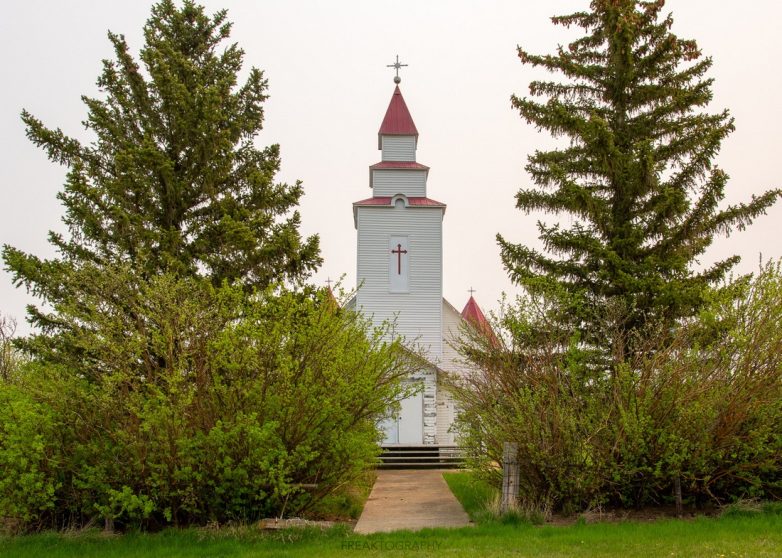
[[2, 0, 780, 335]]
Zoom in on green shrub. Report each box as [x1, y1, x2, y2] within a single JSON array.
[[0, 384, 59, 529], [0, 275, 414, 530], [450, 261, 782, 513]]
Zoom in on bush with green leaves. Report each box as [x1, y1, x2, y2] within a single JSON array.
[[450, 261, 782, 514], [0, 383, 59, 531], [0, 274, 413, 530]]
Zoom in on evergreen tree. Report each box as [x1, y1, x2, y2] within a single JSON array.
[[498, 0, 779, 349], [3, 1, 320, 350]]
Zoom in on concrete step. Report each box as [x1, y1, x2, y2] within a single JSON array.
[[382, 453, 464, 461], [378, 444, 466, 470]]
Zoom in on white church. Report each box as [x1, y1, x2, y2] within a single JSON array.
[[348, 75, 492, 448]]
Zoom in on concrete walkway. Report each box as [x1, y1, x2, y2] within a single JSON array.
[[354, 469, 472, 534]]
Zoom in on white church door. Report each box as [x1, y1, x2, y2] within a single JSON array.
[[382, 389, 423, 444], [398, 390, 424, 443]]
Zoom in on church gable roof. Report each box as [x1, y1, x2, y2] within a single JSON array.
[[461, 295, 498, 345], [461, 296, 487, 325], [378, 85, 418, 147]]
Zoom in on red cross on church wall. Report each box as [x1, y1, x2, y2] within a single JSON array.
[[391, 243, 408, 275]]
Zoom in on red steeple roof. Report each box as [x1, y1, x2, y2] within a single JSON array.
[[461, 296, 489, 328], [461, 296, 499, 346], [378, 86, 418, 148], [324, 285, 339, 312]]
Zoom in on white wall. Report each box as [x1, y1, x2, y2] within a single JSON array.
[[356, 204, 443, 358], [436, 382, 456, 445], [372, 169, 427, 197], [441, 299, 469, 376], [381, 135, 416, 162]]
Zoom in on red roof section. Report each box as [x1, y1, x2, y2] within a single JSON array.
[[378, 86, 418, 147], [324, 286, 339, 312], [370, 161, 429, 171], [353, 196, 445, 207], [461, 296, 499, 345]]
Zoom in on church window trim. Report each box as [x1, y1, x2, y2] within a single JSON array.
[[388, 234, 410, 293], [391, 194, 409, 208]]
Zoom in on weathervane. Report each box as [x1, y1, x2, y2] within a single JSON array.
[[386, 54, 408, 84]]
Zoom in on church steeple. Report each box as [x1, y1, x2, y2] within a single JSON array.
[[367, 84, 430, 195], [378, 86, 419, 149]]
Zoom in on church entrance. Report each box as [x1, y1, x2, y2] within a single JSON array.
[[382, 389, 423, 444]]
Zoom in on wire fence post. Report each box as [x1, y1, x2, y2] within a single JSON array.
[[501, 441, 519, 514], [674, 476, 683, 517]]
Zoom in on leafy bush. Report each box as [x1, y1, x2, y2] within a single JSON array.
[[450, 262, 782, 513], [0, 383, 59, 530], [0, 313, 25, 383], [0, 274, 413, 530]]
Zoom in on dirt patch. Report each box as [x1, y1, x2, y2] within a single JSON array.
[[299, 471, 377, 523]]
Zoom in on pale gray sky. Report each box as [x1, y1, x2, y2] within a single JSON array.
[[1, 1, 780, 334]]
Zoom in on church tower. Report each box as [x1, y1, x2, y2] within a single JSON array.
[[353, 79, 445, 444], [354, 85, 445, 356]]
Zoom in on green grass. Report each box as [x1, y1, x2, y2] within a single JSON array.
[[3, 515, 782, 558], [442, 470, 500, 523], [305, 470, 376, 520], [2, 473, 782, 557], [444, 470, 547, 525]]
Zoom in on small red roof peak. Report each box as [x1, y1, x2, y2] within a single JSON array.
[[461, 296, 488, 325], [461, 296, 499, 346], [378, 85, 418, 148]]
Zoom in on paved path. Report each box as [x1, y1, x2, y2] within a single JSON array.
[[354, 469, 472, 534]]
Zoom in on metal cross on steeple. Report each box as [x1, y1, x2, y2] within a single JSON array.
[[386, 54, 408, 84], [468, 287, 476, 296]]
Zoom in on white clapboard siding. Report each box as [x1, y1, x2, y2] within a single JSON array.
[[436, 383, 456, 445], [356, 205, 443, 358], [382, 135, 417, 161], [372, 170, 427, 197], [441, 299, 468, 376]]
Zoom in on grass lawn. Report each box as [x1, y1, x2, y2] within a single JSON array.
[[2, 472, 782, 557]]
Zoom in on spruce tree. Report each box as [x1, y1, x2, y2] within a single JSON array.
[[498, 0, 780, 349], [3, 1, 321, 351]]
